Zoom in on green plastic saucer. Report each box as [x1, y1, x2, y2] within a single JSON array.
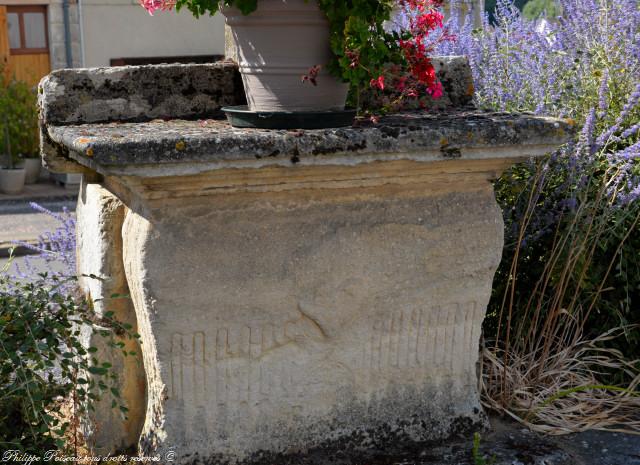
[[222, 105, 356, 130]]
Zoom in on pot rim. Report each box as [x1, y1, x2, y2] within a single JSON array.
[[221, 0, 326, 25]]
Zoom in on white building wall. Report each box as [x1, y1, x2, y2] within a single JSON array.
[[41, 0, 482, 70], [79, 0, 225, 68]]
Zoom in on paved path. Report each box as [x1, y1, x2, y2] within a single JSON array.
[[0, 207, 75, 242], [0, 199, 76, 256], [0, 180, 74, 203], [1, 253, 68, 279]]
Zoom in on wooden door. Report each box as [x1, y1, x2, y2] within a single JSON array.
[[2, 5, 50, 87], [0, 6, 10, 81]]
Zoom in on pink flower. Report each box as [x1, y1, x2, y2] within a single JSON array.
[[428, 81, 444, 99], [346, 50, 360, 69], [406, 88, 419, 98], [139, 0, 175, 15], [302, 65, 321, 86], [370, 75, 385, 90]]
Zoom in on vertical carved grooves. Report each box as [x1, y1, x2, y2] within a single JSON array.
[[122, 209, 163, 455], [170, 333, 206, 400], [361, 302, 480, 384]]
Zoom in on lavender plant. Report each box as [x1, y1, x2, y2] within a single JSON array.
[[2, 205, 140, 454], [12, 202, 77, 294], [438, 0, 640, 431]]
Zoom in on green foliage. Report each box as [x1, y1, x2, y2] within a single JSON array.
[[0, 267, 139, 453], [523, 0, 561, 19], [0, 71, 40, 168], [471, 433, 496, 465], [321, 0, 397, 99]]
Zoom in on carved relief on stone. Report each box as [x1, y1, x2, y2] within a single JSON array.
[[167, 300, 482, 415]]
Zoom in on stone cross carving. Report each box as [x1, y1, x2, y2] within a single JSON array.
[[39, 58, 572, 464]]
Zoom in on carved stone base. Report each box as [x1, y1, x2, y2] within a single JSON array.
[[112, 163, 502, 463]]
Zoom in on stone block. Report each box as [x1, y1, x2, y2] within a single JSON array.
[[38, 62, 245, 126], [117, 165, 501, 463], [49, 4, 64, 25], [76, 180, 145, 453]]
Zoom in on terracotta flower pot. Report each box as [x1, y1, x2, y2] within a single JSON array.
[[0, 168, 26, 194], [222, 0, 349, 112]]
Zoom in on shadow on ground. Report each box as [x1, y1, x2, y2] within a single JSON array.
[[254, 416, 640, 465]]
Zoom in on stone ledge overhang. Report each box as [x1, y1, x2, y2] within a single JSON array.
[[45, 109, 574, 179]]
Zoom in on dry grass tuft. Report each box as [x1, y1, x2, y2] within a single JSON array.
[[481, 328, 640, 434], [482, 161, 640, 435]]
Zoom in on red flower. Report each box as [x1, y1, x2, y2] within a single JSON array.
[[370, 75, 385, 90], [426, 81, 444, 99], [395, 76, 408, 92]]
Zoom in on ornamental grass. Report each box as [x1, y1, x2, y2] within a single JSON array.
[[440, 0, 640, 433]]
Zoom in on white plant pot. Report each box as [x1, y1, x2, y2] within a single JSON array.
[[0, 168, 26, 194], [18, 158, 42, 184], [222, 0, 349, 112]]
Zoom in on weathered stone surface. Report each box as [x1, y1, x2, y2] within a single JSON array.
[[38, 58, 470, 127], [38, 57, 569, 176], [39, 124, 88, 174], [76, 181, 145, 453], [121, 168, 499, 464], [431, 56, 476, 108], [38, 62, 245, 126], [38, 62, 245, 173], [37, 57, 479, 175], [44, 110, 572, 177]]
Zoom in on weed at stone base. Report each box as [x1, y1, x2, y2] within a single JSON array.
[[472, 432, 496, 465]]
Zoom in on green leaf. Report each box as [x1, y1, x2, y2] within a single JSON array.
[[88, 366, 108, 375]]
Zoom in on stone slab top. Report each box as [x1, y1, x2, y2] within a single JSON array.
[[37, 57, 469, 127], [38, 58, 573, 178], [38, 61, 245, 126], [45, 109, 574, 177]]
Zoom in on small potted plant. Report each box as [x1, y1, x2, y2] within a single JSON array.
[[0, 117, 26, 195], [0, 74, 40, 191], [14, 87, 42, 184], [140, 0, 452, 125]]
